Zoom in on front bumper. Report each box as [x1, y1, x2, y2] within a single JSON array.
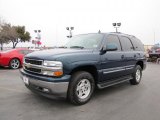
[[20, 69, 71, 98]]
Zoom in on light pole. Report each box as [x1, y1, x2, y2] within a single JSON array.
[[112, 23, 121, 32], [66, 27, 74, 38], [154, 31, 155, 45], [34, 30, 41, 48]]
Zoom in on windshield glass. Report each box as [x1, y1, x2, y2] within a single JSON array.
[[65, 34, 104, 49]]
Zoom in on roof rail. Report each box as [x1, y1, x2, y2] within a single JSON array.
[[110, 32, 135, 37]]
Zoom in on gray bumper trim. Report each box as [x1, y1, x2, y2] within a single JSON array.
[[21, 74, 69, 98]]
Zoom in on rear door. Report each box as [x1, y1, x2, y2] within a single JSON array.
[[119, 36, 136, 75], [100, 34, 126, 82]]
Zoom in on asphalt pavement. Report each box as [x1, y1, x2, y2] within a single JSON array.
[[0, 63, 160, 120]]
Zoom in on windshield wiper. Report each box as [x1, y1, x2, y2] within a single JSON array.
[[70, 46, 84, 49]]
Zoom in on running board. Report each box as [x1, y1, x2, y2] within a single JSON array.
[[97, 75, 133, 89]]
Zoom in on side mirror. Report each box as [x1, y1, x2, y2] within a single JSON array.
[[100, 43, 118, 54], [106, 43, 118, 51]]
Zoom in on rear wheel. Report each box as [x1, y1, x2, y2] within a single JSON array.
[[67, 71, 95, 105], [130, 65, 142, 85], [9, 58, 20, 69]]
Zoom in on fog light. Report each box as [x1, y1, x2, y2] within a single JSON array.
[[43, 88, 49, 92], [42, 70, 63, 77], [42, 70, 53, 76]]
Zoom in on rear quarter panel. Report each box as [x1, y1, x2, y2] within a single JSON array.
[[0, 50, 24, 67]]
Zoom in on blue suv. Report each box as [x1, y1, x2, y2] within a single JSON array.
[[20, 32, 146, 105]]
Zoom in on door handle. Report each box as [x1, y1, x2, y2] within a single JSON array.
[[137, 53, 140, 55], [134, 54, 136, 58], [121, 55, 125, 59]]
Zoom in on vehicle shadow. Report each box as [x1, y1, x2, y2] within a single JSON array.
[[93, 81, 131, 99], [0, 66, 9, 70], [24, 92, 73, 108], [0, 66, 21, 70], [22, 81, 132, 108]]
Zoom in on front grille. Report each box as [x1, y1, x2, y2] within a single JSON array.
[[25, 66, 41, 73], [25, 58, 43, 65], [24, 58, 43, 74]]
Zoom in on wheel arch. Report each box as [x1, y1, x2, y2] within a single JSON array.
[[136, 61, 144, 70], [9, 57, 21, 67], [69, 65, 99, 84]]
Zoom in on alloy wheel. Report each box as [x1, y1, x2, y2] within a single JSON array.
[[76, 79, 91, 99], [10, 59, 20, 69]]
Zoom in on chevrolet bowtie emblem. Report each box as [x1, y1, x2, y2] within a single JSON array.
[[25, 63, 31, 68]]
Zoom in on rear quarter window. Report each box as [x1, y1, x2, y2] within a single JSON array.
[[130, 37, 144, 51], [119, 36, 134, 51], [19, 50, 33, 55]]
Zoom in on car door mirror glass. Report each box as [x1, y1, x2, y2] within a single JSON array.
[[106, 43, 118, 51]]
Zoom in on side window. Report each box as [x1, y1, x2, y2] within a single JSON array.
[[119, 36, 134, 51], [19, 50, 25, 55], [19, 50, 32, 55], [106, 35, 121, 51], [131, 37, 144, 51]]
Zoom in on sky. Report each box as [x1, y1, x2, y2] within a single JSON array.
[[0, 0, 160, 47]]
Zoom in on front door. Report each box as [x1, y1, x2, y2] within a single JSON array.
[[100, 35, 126, 82]]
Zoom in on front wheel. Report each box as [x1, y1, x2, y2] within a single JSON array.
[[67, 71, 95, 105], [9, 58, 20, 69], [130, 65, 142, 85]]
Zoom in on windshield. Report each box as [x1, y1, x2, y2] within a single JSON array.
[[65, 34, 104, 49]]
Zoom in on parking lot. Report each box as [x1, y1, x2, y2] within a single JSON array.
[[0, 63, 160, 120]]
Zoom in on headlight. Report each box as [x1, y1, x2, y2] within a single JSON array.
[[42, 61, 63, 77], [43, 61, 62, 68]]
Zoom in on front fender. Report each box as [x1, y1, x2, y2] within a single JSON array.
[[64, 60, 100, 74]]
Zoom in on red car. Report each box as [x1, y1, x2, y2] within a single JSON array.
[[0, 48, 33, 69]]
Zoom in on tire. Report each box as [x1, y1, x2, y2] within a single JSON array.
[[67, 71, 95, 105], [130, 65, 142, 85], [9, 58, 20, 69]]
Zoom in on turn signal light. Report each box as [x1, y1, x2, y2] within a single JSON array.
[[54, 71, 63, 76]]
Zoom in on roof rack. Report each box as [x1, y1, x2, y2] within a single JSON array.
[[110, 32, 135, 37], [110, 32, 122, 34]]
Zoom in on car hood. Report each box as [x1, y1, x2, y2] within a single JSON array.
[[25, 48, 93, 60]]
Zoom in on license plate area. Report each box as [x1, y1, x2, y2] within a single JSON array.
[[23, 76, 29, 85]]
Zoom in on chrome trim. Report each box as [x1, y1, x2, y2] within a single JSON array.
[[24, 58, 43, 73], [126, 65, 135, 67], [103, 66, 124, 71], [24, 67, 42, 75], [23, 59, 63, 75], [103, 68, 125, 74], [125, 67, 134, 70], [24, 58, 43, 64], [102, 65, 135, 71], [24, 63, 62, 71], [103, 65, 135, 74]]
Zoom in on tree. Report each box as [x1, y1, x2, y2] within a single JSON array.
[[0, 22, 11, 50], [0, 31, 5, 51], [0, 19, 4, 50], [10, 26, 31, 48], [0, 18, 31, 49]]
